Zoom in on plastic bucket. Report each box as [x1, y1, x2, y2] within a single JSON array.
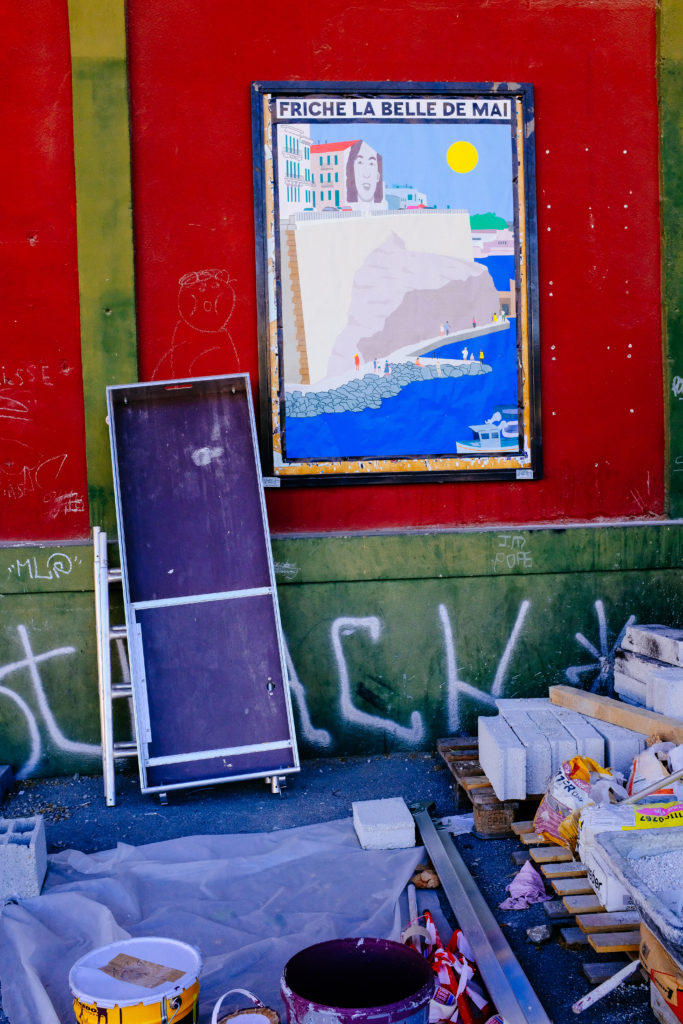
[[69, 936, 202, 1024], [281, 938, 434, 1024]]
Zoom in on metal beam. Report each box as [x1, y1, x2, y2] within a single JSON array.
[[412, 804, 552, 1024]]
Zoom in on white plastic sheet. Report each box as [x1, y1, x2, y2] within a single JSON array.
[[0, 818, 425, 1024]]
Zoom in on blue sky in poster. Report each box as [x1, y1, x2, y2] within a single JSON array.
[[307, 121, 514, 220]]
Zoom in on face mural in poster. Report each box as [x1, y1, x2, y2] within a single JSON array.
[[253, 85, 540, 483]]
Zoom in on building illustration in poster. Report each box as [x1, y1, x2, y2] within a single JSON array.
[[253, 85, 540, 482]]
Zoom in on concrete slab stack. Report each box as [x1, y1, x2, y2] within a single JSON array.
[[479, 697, 648, 801], [615, 625, 683, 719], [478, 715, 527, 800]]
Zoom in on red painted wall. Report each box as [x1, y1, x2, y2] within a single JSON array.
[[1, 2, 89, 541], [126, 0, 663, 532], [1, 0, 663, 541]]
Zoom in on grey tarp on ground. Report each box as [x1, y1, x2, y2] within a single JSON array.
[[0, 818, 426, 1024]]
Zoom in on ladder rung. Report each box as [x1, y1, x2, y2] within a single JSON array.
[[108, 568, 123, 582], [111, 683, 133, 698], [109, 625, 128, 639], [113, 742, 137, 758]]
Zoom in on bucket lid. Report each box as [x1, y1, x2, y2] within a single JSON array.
[[69, 936, 202, 1009]]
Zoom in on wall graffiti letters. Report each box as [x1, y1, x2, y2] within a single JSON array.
[[7, 551, 81, 580], [0, 625, 100, 778], [493, 533, 533, 572]]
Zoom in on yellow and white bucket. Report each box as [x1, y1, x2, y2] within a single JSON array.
[[69, 936, 202, 1024]]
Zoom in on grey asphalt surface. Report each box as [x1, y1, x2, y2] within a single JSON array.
[[0, 753, 654, 1024]]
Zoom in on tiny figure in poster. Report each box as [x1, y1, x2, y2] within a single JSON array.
[[480, 349, 484, 363], [462, 346, 469, 360], [444, 320, 450, 335], [354, 352, 360, 371]]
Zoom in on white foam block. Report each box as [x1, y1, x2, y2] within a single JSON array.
[[352, 797, 416, 849], [499, 708, 552, 795], [478, 714, 526, 801], [621, 625, 683, 668]]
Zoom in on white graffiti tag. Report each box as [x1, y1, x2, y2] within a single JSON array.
[[284, 642, 332, 748], [0, 625, 100, 778], [331, 617, 425, 745], [565, 599, 636, 693], [440, 600, 531, 734]]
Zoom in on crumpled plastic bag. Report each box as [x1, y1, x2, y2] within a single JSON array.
[[499, 860, 551, 910]]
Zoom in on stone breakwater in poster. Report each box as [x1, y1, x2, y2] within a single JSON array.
[[285, 359, 491, 418]]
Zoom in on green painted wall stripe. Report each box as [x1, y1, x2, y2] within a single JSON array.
[[0, 543, 93, 593], [68, 1, 138, 534], [660, 0, 683, 516], [272, 521, 683, 584]]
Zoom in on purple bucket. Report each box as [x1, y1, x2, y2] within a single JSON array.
[[281, 938, 434, 1024]]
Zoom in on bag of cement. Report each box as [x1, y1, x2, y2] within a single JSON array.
[[628, 744, 678, 800], [533, 756, 614, 849]]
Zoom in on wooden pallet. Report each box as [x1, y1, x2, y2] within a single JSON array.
[[513, 819, 644, 981], [436, 737, 519, 837]]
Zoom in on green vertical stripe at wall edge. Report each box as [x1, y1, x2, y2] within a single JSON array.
[[660, 0, 683, 518], [68, 2, 138, 537]]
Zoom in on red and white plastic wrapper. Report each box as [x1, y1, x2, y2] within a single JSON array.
[[402, 910, 491, 1024]]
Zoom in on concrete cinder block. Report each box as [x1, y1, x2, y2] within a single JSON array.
[[614, 650, 683, 716], [621, 625, 683, 668], [0, 816, 47, 899], [615, 649, 665, 685], [478, 715, 526, 801], [495, 698, 552, 711], [647, 670, 683, 718], [498, 709, 552, 796], [587, 721, 645, 777], [614, 669, 647, 707], [549, 708, 605, 764], [352, 797, 415, 849], [526, 709, 577, 775]]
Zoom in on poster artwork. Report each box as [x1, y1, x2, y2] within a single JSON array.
[[254, 84, 539, 482]]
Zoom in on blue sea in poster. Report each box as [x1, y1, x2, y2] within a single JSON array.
[[285, 255, 518, 461]]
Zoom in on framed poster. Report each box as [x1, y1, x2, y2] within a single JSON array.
[[251, 81, 541, 484]]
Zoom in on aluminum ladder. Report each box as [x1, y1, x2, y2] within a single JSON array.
[[93, 526, 137, 806]]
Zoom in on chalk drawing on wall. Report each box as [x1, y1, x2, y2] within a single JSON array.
[[0, 392, 30, 421], [0, 439, 84, 519], [565, 599, 636, 693], [151, 269, 239, 380], [440, 599, 531, 734], [0, 625, 100, 778], [332, 617, 425, 745]]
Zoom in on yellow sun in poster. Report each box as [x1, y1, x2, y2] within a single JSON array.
[[446, 141, 479, 173]]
